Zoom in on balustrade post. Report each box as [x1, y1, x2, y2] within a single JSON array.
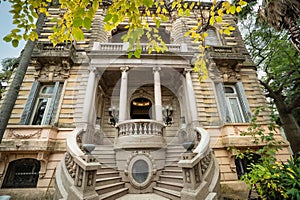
[[69, 154, 101, 200], [179, 152, 202, 191]]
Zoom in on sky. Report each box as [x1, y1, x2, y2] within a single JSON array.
[[0, 2, 25, 71]]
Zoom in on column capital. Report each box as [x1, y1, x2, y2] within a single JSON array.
[[89, 65, 97, 73], [184, 67, 193, 74], [153, 66, 161, 72], [120, 66, 129, 72]]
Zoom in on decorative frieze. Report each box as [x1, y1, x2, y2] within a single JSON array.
[[33, 58, 72, 80], [7, 128, 42, 139]]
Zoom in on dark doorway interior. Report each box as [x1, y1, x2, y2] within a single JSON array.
[[2, 158, 40, 188], [130, 98, 152, 119]]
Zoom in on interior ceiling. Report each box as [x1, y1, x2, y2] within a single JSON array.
[[99, 67, 183, 94]]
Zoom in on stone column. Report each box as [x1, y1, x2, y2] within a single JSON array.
[[118, 66, 129, 122], [153, 67, 163, 121], [82, 66, 97, 144], [82, 66, 97, 124], [185, 68, 199, 126]]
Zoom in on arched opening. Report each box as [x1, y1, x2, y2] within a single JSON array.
[[2, 158, 40, 188], [130, 97, 152, 119]]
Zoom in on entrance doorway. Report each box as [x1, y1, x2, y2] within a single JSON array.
[[130, 98, 152, 119]]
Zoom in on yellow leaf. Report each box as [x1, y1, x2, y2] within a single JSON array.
[[238, 0, 247, 6], [209, 16, 215, 26], [236, 6, 242, 13], [229, 5, 236, 14], [224, 29, 231, 35], [203, 32, 208, 38], [216, 16, 222, 23]]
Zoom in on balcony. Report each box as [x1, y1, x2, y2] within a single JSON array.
[[115, 119, 166, 149], [91, 42, 188, 53], [32, 42, 75, 65], [206, 46, 245, 65]]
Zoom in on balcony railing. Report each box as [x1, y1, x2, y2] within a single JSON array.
[[115, 119, 166, 149], [92, 42, 187, 53], [117, 119, 165, 137]]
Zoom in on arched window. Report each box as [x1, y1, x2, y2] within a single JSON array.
[[205, 29, 220, 46], [2, 158, 40, 188], [130, 98, 152, 119]]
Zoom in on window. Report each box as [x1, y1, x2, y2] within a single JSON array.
[[31, 85, 55, 125], [205, 29, 220, 46], [215, 82, 251, 123], [20, 81, 63, 125], [2, 158, 40, 188], [235, 154, 260, 179], [224, 86, 246, 123]]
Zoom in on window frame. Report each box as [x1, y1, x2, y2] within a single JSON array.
[[224, 85, 246, 123]]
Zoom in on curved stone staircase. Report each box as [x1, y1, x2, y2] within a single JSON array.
[[54, 127, 220, 200], [153, 145, 185, 200]]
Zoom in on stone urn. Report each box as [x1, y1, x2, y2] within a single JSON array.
[[182, 141, 195, 152], [82, 144, 96, 155]]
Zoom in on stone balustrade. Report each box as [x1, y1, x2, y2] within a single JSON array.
[[178, 127, 219, 200], [116, 119, 165, 137], [56, 128, 101, 200], [115, 120, 166, 149], [92, 42, 186, 52]]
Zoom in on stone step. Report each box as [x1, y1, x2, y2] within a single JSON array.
[[99, 166, 118, 172], [99, 162, 117, 168], [159, 175, 183, 183], [157, 180, 183, 192], [164, 164, 180, 170], [96, 182, 125, 195], [153, 187, 181, 200], [96, 176, 122, 186], [97, 171, 120, 178], [93, 153, 116, 159], [99, 188, 128, 200], [162, 169, 182, 176]]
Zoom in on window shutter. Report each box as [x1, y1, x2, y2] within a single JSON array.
[[20, 80, 41, 125], [44, 81, 60, 125], [50, 83, 63, 125], [215, 82, 230, 124], [235, 82, 252, 122]]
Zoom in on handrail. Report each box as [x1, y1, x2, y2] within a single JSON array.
[[66, 127, 85, 157], [58, 127, 100, 199], [193, 127, 210, 159]]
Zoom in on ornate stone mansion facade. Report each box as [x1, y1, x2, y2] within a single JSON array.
[[0, 1, 291, 199]]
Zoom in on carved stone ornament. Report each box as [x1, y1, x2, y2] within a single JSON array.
[[208, 61, 242, 82], [7, 129, 42, 139], [33, 58, 72, 80]]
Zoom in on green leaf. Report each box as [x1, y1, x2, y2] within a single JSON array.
[[73, 17, 83, 28], [72, 27, 84, 41], [112, 14, 118, 24], [143, 0, 153, 7], [104, 14, 112, 22], [83, 17, 92, 30], [12, 39, 19, 47], [3, 35, 12, 42]]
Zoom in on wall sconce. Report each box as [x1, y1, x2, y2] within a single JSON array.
[[162, 105, 173, 126], [108, 106, 118, 126]]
